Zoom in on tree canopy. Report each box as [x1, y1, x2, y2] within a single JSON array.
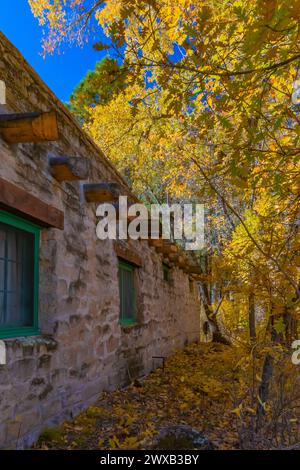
[[68, 57, 127, 123]]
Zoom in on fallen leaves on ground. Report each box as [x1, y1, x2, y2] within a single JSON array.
[[35, 343, 246, 450]]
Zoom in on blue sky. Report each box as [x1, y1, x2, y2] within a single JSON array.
[[0, 0, 107, 102]]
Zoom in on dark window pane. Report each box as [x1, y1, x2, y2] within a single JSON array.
[[0, 222, 35, 328], [0, 231, 5, 259], [119, 262, 135, 323], [0, 291, 4, 324]]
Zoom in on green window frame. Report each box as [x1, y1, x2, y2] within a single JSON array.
[[0, 210, 40, 339], [118, 260, 136, 327]]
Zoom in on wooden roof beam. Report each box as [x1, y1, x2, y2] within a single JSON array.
[[148, 238, 164, 248], [49, 156, 90, 182], [155, 242, 178, 255], [177, 256, 189, 269], [168, 252, 184, 262], [186, 265, 203, 275], [83, 182, 120, 203], [0, 111, 59, 143], [168, 253, 189, 269]]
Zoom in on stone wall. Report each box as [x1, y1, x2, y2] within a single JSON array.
[[0, 33, 201, 449]]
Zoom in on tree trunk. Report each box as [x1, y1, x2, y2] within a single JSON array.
[[211, 318, 231, 345], [256, 352, 274, 431], [199, 281, 231, 345], [256, 314, 280, 431]]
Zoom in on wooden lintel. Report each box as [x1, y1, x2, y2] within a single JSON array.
[[0, 111, 59, 144], [49, 156, 90, 182], [83, 182, 120, 203], [114, 242, 143, 267], [0, 177, 64, 229]]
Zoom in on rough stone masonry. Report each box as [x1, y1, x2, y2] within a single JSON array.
[[0, 32, 201, 449]]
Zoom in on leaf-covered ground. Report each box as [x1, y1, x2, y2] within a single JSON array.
[[35, 343, 246, 450]]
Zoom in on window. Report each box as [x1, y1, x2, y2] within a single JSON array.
[[189, 279, 194, 294], [0, 210, 40, 339], [118, 260, 136, 326], [163, 263, 170, 283]]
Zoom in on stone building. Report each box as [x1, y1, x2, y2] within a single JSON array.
[[0, 33, 201, 449]]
